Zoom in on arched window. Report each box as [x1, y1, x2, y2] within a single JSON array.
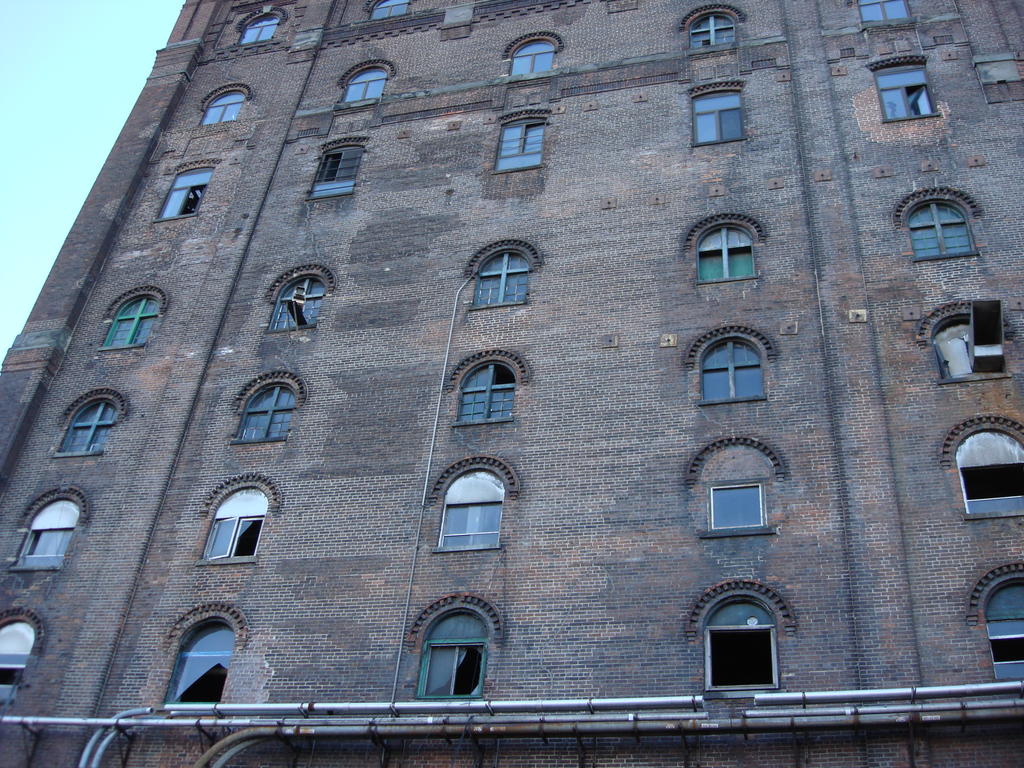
[[697, 226, 754, 281], [238, 386, 296, 442], [344, 68, 388, 102], [240, 15, 279, 44], [986, 584, 1024, 679], [371, 0, 409, 18], [705, 600, 777, 689], [61, 401, 117, 454], [270, 277, 326, 330], [859, 0, 908, 22], [511, 41, 555, 75], [203, 91, 245, 125], [104, 296, 159, 348], [167, 623, 234, 703], [933, 319, 971, 379], [440, 472, 504, 550], [458, 364, 516, 422], [474, 252, 530, 306], [701, 340, 763, 402], [206, 489, 268, 559], [20, 500, 79, 568], [956, 431, 1024, 516], [689, 14, 735, 47], [0, 622, 36, 700], [908, 202, 973, 259], [419, 613, 487, 698]]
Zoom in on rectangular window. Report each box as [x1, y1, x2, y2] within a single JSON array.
[[876, 69, 935, 119], [707, 629, 776, 688], [159, 169, 212, 219], [495, 123, 545, 170], [859, 0, 909, 22], [440, 503, 502, 550], [710, 485, 763, 529], [311, 148, 363, 197], [693, 92, 743, 144]]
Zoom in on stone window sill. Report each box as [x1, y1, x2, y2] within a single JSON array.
[[53, 450, 103, 458], [433, 545, 502, 554], [699, 395, 767, 406], [467, 300, 528, 311], [938, 372, 1010, 385], [697, 274, 760, 286], [155, 213, 199, 223], [699, 525, 777, 539], [881, 112, 940, 124], [912, 250, 978, 263], [99, 343, 147, 351], [693, 136, 746, 148], [493, 164, 543, 175], [963, 510, 1024, 521], [197, 556, 258, 566], [452, 417, 514, 427], [230, 437, 288, 445]]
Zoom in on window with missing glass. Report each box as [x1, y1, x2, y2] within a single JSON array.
[[474, 252, 530, 306], [986, 584, 1024, 679], [496, 122, 545, 170], [159, 169, 212, 219], [859, 0, 908, 21], [697, 226, 754, 281], [458, 364, 516, 422], [440, 472, 505, 550], [0, 622, 35, 702], [205, 489, 268, 559], [167, 623, 233, 703], [693, 92, 742, 144], [238, 386, 296, 442], [419, 613, 487, 698], [876, 68, 935, 119], [104, 297, 159, 348], [710, 485, 763, 529], [311, 147, 363, 198], [270, 277, 326, 330], [61, 401, 117, 454], [705, 600, 777, 689], [19, 500, 79, 568], [689, 14, 735, 47], [956, 431, 1024, 516], [701, 340, 763, 402]]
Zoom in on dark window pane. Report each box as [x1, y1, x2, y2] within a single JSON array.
[[734, 366, 764, 398], [709, 630, 774, 687], [425, 646, 457, 696], [698, 253, 724, 281], [233, 519, 262, 556], [719, 108, 742, 140], [991, 637, 1024, 663], [702, 370, 731, 400], [712, 486, 762, 528], [452, 646, 483, 695]]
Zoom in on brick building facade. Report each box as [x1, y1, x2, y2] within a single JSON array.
[[1, 0, 1024, 765]]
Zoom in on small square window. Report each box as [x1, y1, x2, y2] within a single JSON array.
[[693, 92, 743, 144], [311, 148, 363, 198], [876, 68, 935, 120], [710, 485, 763, 529], [160, 169, 212, 219], [859, 0, 909, 22]]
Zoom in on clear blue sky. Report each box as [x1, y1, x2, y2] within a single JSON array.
[[0, 1, 183, 356]]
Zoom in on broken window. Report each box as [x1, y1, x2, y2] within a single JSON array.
[[933, 321, 971, 378], [987, 584, 1024, 679], [159, 168, 212, 219], [693, 92, 743, 144], [440, 471, 504, 550], [371, 0, 409, 18], [420, 613, 487, 698], [511, 41, 555, 75], [933, 302, 1004, 378], [705, 600, 777, 689], [238, 385, 296, 442], [710, 485, 763, 529], [909, 202, 973, 259], [270, 277, 326, 330], [167, 623, 233, 703], [19, 500, 79, 568], [689, 14, 735, 48], [858, 0, 908, 21], [311, 147, 363, 198], [697, 226, 754, 281], [202, 91, 245, 125], [205, 489, 268, 559], [701, 340, 763, 402], [240, 15, 279, 44], [458, 363, 516, 422], [876, 68, 935, 120], [474, 252, 530, 306], [104, 296, 159, 348], [0, 622, 35, 702], [61, 400, 117, 454], [344, 68, 388, 102], [957, 431, 1024, 515], [496, 122, 545, 171]]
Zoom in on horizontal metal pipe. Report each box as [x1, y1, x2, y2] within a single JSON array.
[[745, 697, 1024, 718], [164, 695, 704, 717], [755, 680, 1024, 706]]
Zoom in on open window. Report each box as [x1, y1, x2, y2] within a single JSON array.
[[167, 623, 233, 703], [205, 489, 267, 559], [0, 622, 36, 702], [311, 147, 363, 198], [419, 613, 487, 698], [440, 471, 504, 550], [495, 122, 545, 171], [458, 364, 516, 422], [956, 431, 1024, 516], [987, 584, 1024, 679], [238, 385, 296, 442], [705, 600, 777, 689], [270, 277, 326, 330], [19, 500, 79, 568], [159, 169, 212, 219], [934, 302, 1004, 379]]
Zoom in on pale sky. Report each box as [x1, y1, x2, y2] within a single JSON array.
[[0, 1, 183, 357]]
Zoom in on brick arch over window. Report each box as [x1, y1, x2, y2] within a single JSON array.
[[339, 60, 397, 87], [202, 473, 282, 516], [165, 603, 249, 649], [688, 80, 744, 98], [265, 264, 336, 302], [0, 608, 45, 653], [915, 302, 1013, 347], [233, 371, 308, 412], [464, 240, 543, 277], [893, 187, 982, 228], [446, 350, 531, 392], [173, 158, 222, 175], [429, 456, 520, 501], [685, 580, 795, 639], [24, 487, 90, 525], [406, 593, 502, 650], [321, 136, 370, 153], [503, 31, 564, 59], [498, 108, 552, 126], [202, 83, 253, 108], [940, 415, 1024, 467], [684, 213, 765, 251], [105, 285, 167, 318], [60, 388, 129, 424], [683, 325, 777, 370], [681, 3, 747, 29], [967, 563, 1024, 625], [235, 6, 288, 32], [686, 437, 787, 487]]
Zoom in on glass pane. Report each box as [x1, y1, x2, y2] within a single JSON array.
[[696, 93, 740, 112], [504, 273, 529, 302], [187, 626, 234, 654], [703, 344, 730, 369], [936, 204, 964, 223], [429, 614, 485, 640], [135, 317, 155, 344], [908, 85, 932, 115], [728, 250, 754, 277], [30, 529, 72, 557], [459, 392, 487, 421], [734, 365, 764, 398], [267, 411, 292, 439], [489, 390, 514, 418], [990, 586, 1024, 621], [726, 229, 752, 248], [934, 324, 971, 377], [695, 113, 717, 143], [364, 78, 386, 99], [698, 253, 724, 281], [957, 432, 1024, 468], [702, 370, 730, 400], [478, 256, 505, 276], [240, 413, 270, 441], [699, 230, 723, 251], [523, 126, 545, 153], [712, 486, 762, 528], [206, 520, 235, 559], [216, 489, 269, 520], [942, 226, 970, 252], [732, 342, 760, 366], [881, 89, 907, 118], [709, 601, 773, 627], [533, 51, 554, 71], [719, 108, 742, 140], [510, 57, 531, 75], [0, 623, 34, 655], [161, 188, 188, 218], [446, 472, 504, 504], [462, 368, 491, 391], [474, 276, 501, 305], [910, 228, 939, 258], [32, 501, 79, 529], [452, 646, 483, 695], [883, 0, 908, 18], [908, 208, 935, 227], [860, 3, 883, 21], [425, 647, 456, 696], [877, 70, 925, 88]]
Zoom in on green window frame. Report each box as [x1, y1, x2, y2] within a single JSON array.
[[237, 385, 296, 442], [103, 297, 159, 348], [474, 252, 530, 306], [418, 613, 488, 698], [908, 202, 972, 259], [697, 226, 754, 281], [457, 364, 516, 423], [270, 277, 326, 330], [61, 401, 117, 454]]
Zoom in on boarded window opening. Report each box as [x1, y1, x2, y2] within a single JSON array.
[[709, 629, 774, 687]]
